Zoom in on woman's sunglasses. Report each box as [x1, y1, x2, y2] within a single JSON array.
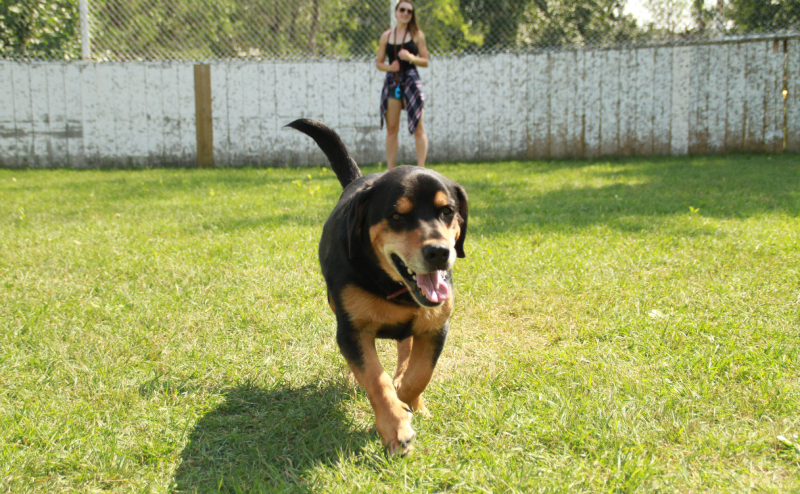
[[398, 7, 413, 14]]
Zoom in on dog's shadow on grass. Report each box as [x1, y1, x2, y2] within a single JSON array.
[[172, 380, 373, 493]]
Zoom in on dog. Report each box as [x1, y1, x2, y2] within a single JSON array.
[[287, 119, 468, 456]]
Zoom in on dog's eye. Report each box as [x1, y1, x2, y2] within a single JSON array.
[[441, 206, 454, 216], [391, 213, 403, 222]]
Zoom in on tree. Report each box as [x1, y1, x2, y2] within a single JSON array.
[[0, 1, 81, 60], [643, 0, 692, 38], [460, 0, 643, 51], [416, 0, 484, 54], [727, 0, 800, 33], [459, 0, 528, 51], [334, 0, 483, 58], [520, 0, 643, 49]]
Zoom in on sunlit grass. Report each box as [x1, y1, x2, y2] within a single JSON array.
[[1, 154, 798, 492]]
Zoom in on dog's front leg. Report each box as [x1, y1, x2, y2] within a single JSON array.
[[394, 325, 448, 417], [339, 328, 416, 456], [393, 337, 412, 385], [393, 337, 429, 417]]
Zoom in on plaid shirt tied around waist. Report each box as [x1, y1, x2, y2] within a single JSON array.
[[380, 68, 425, 135]]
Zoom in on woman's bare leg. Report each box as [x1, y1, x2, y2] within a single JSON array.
[[385, 99, 403, 170], [413, 111, 428, 168]]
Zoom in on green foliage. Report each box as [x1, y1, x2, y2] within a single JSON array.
[[459, 0, 644, 51], [728, 0, 800, 33], [459, 0, 527, 50], [0, 0, 81, 60], [520, 0, 644, 49], [420, 0, 485, 53], [0, 0, 797, 60], [89, 0, 356, 60], [332, 0, 486, 58], [85, 0, 487, 60]]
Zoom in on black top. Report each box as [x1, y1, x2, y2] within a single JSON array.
[[386, 39, 419, 73]]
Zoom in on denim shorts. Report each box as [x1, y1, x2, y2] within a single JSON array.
[[388, 84, 403, 100]]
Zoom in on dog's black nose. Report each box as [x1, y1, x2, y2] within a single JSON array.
[[422, 244, 451, 269]]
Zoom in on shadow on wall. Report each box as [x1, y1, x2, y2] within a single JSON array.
[[443, 154, 800, 236], [172, 381, 372, 493]]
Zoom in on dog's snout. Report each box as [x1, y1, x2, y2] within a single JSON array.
[[422, 244, 451, 269]]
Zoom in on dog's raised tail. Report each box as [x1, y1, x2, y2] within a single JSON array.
[[286, 119, 362, 188]]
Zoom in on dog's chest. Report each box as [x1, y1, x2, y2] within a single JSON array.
[[341, 284, 453, 336]]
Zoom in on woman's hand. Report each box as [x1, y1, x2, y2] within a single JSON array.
[[398, 49, 412, 62], [388, 60, 401, 72]]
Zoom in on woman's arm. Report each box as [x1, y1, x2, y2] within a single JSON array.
[[376, 30, 400, 73], [399, 31, 429, 68]]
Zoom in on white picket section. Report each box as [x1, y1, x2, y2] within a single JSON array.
[[128, 64, 148, 167], [259, 62, 280, 165], [583, 50, 602, 158], [177, 64, 196, 166], [600, 50, 620, 156], [209, 62, 229, 166], [652, 47, 673, 155], [1, 38, 798, 168], [531, 52, 550, 159], [9, 64, 32, 167], [706, 43, 728, 154], [78, 64, 99, 166], [635, 48, 655, 156], [788, 40, 800, 153], [566, 51, 583, 159], [0, 63, 17, 168], [744, 42, 767, 151], [619, 49, 638, 156], [689, 44, 708, 155], [726, 43, 746, 152], [764, 42, 785, 153]]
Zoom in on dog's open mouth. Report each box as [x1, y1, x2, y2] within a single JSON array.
[[391, 254, 451, 305]]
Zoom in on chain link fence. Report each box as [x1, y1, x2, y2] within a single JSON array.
[[2, 0, 799, 61]]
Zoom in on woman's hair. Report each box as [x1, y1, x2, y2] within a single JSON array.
[[395, 0, 420, 38]]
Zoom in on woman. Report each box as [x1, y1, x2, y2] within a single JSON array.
[[376, 0, 429, 169]]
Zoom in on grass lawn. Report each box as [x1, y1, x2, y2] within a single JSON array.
[[1, 154, 799, 493]]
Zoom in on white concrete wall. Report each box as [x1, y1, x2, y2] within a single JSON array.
[[0, 39, 797, 168]]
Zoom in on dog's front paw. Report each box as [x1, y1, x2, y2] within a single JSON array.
[[378, 407, 416, 457], [385, 424, 416, 457]]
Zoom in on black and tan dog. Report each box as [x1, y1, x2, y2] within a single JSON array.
[[288, 119, 468, 456]]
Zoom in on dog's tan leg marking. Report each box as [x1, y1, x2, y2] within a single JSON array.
[[394, 337, 428, 416], [393, 337, 415, 413], [394, 337, 412, 385], [349, 332, 416, 457], [394, 334, 438, 418]]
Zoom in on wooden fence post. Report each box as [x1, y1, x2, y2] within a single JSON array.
[[194, 64, 214, 168]]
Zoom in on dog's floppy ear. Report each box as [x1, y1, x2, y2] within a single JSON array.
[[453, 184, 468, 258], [346, 188, 372, 259]]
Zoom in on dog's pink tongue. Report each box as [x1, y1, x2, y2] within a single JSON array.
[[416, 271, 450, 303]]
